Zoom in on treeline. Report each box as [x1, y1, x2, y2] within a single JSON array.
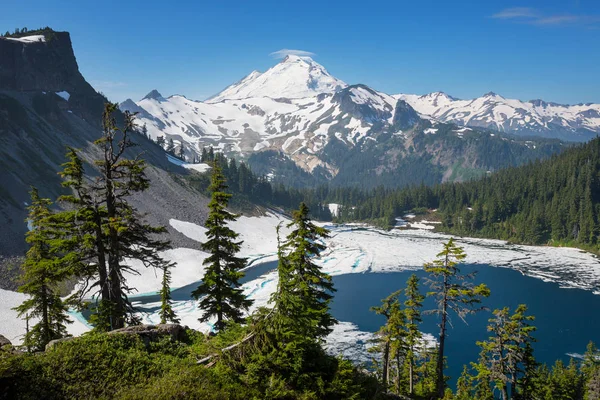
[[1, 27, 55, 38], [329, 137, 600, 248], [186, 148, 334, 221]]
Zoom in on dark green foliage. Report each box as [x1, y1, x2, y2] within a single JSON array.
[[191, 161, 252, 332], [370, 290, 407, 394], [166, 138, 175, 154], [14, 188, 75, 351], [159, 262, 179, 324], [0, 325, 386, 400], [404, 274, 425, 396], [277, 202, 336, 340], [424, 239, 491, 398], [473, 305, 536, 400], [332, 137, 600, 251], [58, 104, 172, 330]]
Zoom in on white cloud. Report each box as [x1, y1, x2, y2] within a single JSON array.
[[269, 49, 316, 59], [492, 7, 600, 27], [492, 7, 538, 19]]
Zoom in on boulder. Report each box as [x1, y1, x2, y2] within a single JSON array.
[[45, 336, 75, 351], [0, 334, 11, 348], [107, 324, 187, 343]]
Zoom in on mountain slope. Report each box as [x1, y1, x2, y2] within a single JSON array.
[[122, 70, 566, 188], [0, 30, 210, 288]]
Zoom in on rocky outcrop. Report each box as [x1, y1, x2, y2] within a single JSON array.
[[0, 29, 211, 285], [107, 324, 188, 344], [392, 99, 421, 130], [0, 334, 11, 348], [45, 336, 75, 351]]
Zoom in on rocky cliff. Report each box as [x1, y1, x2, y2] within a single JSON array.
[[0, 30, 209, 289]]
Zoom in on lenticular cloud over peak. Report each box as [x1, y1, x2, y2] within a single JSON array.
[[269, 49, 316, 59]]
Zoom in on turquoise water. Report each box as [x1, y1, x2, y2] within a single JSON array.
[[330, 265, 600, 382]]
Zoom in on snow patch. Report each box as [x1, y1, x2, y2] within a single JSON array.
[[55, 91, 70, 101], [4, 35, 46, 43]]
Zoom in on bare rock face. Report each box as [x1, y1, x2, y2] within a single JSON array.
[[107, 324, 188, 343], [0, 334, 11, 348]]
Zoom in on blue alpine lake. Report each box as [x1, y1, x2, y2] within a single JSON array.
[[330, 264, 600, 382], [129, 260, 600, 384]]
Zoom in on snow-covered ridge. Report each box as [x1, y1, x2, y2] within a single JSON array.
[[119, 54, 600, 176], [397, 91, 600, 140]]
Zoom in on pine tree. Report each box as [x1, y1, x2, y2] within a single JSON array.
[[177, 145, 185, 161], [191, 161, 252, 332], [15, 188, 74, 350], [200, 147, 208, 163], [279, 202, 336, 340], [58, 104, 173, 330], [156, 136, 165, 147], [166, 138, 175, 154], [141, 123, 148, 139], [370, 290, 407, 393], [404, 273, 425, 395], [424, 238, 491, 398], [159, 261, 179, 324]]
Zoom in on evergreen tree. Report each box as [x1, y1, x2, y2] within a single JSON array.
[[159, 261, 179, 324], [424, 238, 491, 398], [177, 145, 185, 161], [58, 104, 173, 330], [156, 135, 165, 147], [279, 202, 336, 340], [15, 188, 74, 350], [200, 147, 208, 163], [370, 290, 407, 393], [404, 273, 425, 395], [191, 161, 252, 332], [166, 138, 175, 154], [468, 305, 537, 400]]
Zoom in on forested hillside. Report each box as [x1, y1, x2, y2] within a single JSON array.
[[332, 137, 600, 248]]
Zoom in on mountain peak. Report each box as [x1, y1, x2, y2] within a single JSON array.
[[207, 55, 346, 103], [483, 91, 502, 98], [281, 54, 315, 64], [142, 89, 164, 101]]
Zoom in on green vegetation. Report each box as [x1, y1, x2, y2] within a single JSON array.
[[14, 188, 75, 351], [3, 105, 600, 399], [192, 161, 252, 332], [331, 137, 600, 251]]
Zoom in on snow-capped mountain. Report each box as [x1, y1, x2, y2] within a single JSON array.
[[397, 92, 600, 141], [207, 55, 347, 103], [120, 55, 573, 185]]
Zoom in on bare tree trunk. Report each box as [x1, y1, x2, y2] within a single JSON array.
[[382, 340, 390, 391]]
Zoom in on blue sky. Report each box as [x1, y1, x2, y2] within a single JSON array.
[[3, 0, 599, 104]]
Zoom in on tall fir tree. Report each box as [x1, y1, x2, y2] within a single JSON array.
[[279, 202, 336, 340], [191, 161, 252, 332], [159, 261, 180, 324], [166, 138, 175, 154], [424, 238, 491, 398], [370, 289, 407, 393], [15, 188, 75, 350], [404, 273, 425, 396], [58, 104, 173, 330]]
